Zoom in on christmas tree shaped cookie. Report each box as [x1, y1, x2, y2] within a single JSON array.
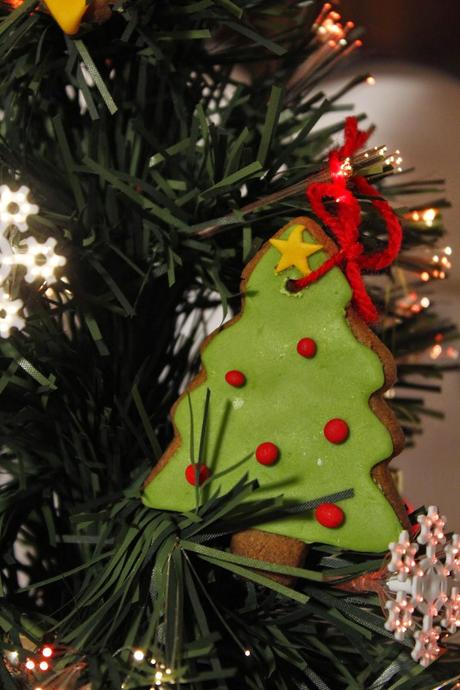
[[143, 218, 408, 567]]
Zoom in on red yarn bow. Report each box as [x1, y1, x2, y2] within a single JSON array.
[[289, 117, 402, 323]]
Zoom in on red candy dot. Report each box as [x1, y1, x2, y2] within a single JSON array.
[[315, 503, 345, 528], [225, 370, 246, 387], [255, 442, 279, 465], [185, 463, 210, 486], [296, 337, 317, 358], [324, 418, 349, 444]]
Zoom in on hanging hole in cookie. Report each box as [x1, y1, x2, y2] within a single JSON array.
[[285, 278, 301, 294]]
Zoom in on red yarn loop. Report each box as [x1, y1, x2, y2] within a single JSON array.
[[289, 117, 402, 323], [338, 117, 371, 159]]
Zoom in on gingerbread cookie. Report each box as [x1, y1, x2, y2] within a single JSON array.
[[143, 218, 408, 574]]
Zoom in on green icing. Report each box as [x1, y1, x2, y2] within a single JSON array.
[[143, 223, 403, 552]]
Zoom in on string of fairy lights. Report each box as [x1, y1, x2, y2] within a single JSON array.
[[397, 207, 457, 362], [285, 3, 370, 103], [131, 649, 175, 687], [0, 185, 66, 336], [5, 643, 178, 690], [304, 6, 458, 365], [6, 642, 252, 688], [6, 645, 56, 690]]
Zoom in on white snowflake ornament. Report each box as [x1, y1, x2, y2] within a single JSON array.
[[0, 185, 38, 232], [388, 530, 420, 581], [18, 237, 66, 284], [417, 506, 447, 556], [0, 234, 14, 283], [385, 506, 460, 666], [0, 289, 25, 337], [411, 619, 441, 667], [0, 184, 66, 337], [440, 587, 460, 634], [445, 534, 460, 577], [384, 591, 415, 641]]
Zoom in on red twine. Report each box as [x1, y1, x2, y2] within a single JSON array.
[[288, 117, 402, 323]]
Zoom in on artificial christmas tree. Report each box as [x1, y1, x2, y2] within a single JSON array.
[[0, 1, 459, 688]]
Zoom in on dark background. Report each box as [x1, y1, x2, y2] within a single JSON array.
[[343, 0, 460, 75]]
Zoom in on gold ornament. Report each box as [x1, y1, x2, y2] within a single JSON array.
[[43, 0, 112, 35], [43, 0, 87, 34]]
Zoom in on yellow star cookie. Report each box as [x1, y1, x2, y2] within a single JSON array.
[[269, 224, 323, 276]]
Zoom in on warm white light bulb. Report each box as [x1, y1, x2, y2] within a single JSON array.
[[422, 208, 437, 226], [0, 185, 38, 232], [0, 289, 24, 337], [0, 184, 70, 338], [18, 237, 66, 285]]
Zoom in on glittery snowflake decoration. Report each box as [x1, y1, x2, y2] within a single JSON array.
[[387, 530, 420, 581], [385, 590, 415, 641], [0, 185, 66, 336], [385, 506, 460, 667]]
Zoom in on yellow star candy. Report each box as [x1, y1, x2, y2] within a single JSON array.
[[269, 224, 323, 276]]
